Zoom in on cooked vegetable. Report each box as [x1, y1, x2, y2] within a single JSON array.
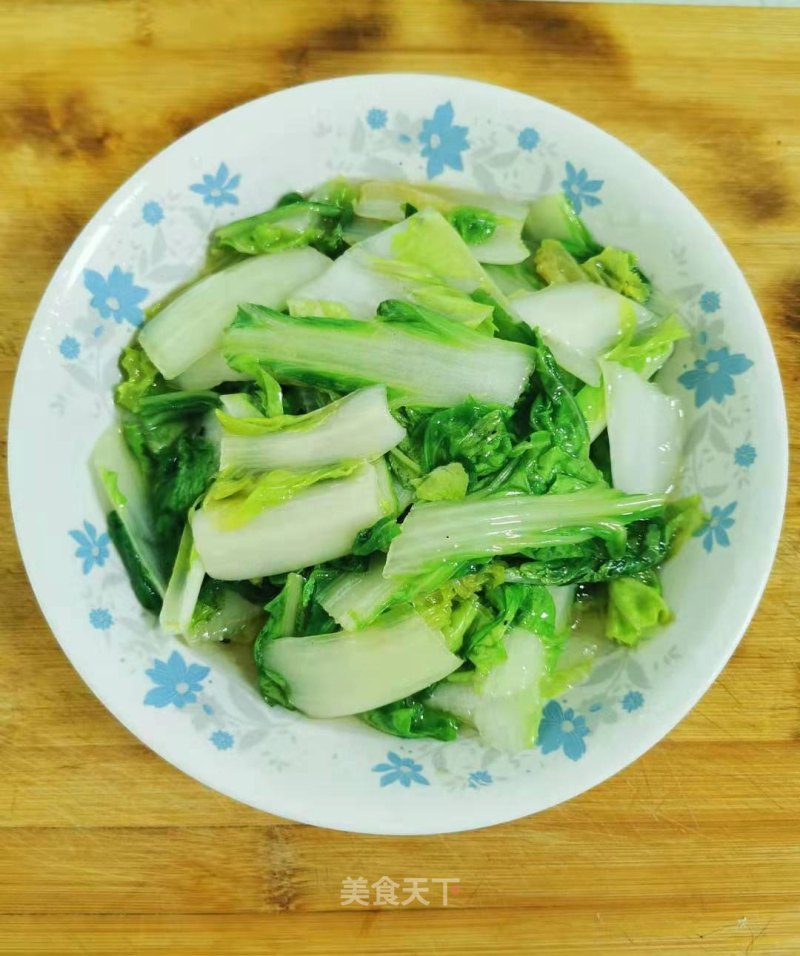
[[139, 247, 330, 380], [533, 239, 586, 286], [581, 246, 651, 302], [222, 300, 536, 408], [354, 181, 529, 264], [190, 580, 264, 645], [384, 487, 667, 579], [100, 178, 694, 752], [359, 694, 461, 742], [219, 385, 405, 472], [524, 193, 600, 259], [513, 284, 655, 386], [318, 555, 400, 631], [175, 351, 251, 391], [606, 574, 672, 645], [286, 208, 510, 323], [576, 314, 689, 441], [256, 608, 462, 717], [191, 460, 396, 580], [159, 524, 205, 636], [92, 426, 168, 611], [213, 203, 346, 257], [602, 360, 683, 494], [429, 626, 548, 752]]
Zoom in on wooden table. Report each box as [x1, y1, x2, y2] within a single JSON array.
[[1, 1, 799, 952]]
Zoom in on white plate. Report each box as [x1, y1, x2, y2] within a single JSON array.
[[9, 74, 787, 834]]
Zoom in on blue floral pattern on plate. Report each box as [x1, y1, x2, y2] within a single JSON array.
[[83, 266, 148, 327], [695, 502, 737, 553], [621, 691, 644, 713], [59, 335, 80, 360], [734, 443, 756, 468], [142, 201, 164, 225], [89, 608, 113, 631], [418, 102, 469, 179], [517, 127, 540, 151], [467, 770, 493, 789], [372, 751, 430, 788], [561, 161, 603, 213], [69, 521, 109, 574], [538, 701, 590, 761], [366, 108, 387, 130], [144, 651, 210, 709], [190, 162, 241, 207], [210, 730, 234, 750], [679, 347, 753, 408]]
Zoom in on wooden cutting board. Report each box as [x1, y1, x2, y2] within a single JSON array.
[[1, 1, 799, 952]]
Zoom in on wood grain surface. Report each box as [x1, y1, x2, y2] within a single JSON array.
[[1, 1, 799, 953]]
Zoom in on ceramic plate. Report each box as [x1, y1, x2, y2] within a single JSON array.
[[9, 74, 787, 834]]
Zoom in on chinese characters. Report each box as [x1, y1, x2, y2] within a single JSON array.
[[340, 876, 459, 906]]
